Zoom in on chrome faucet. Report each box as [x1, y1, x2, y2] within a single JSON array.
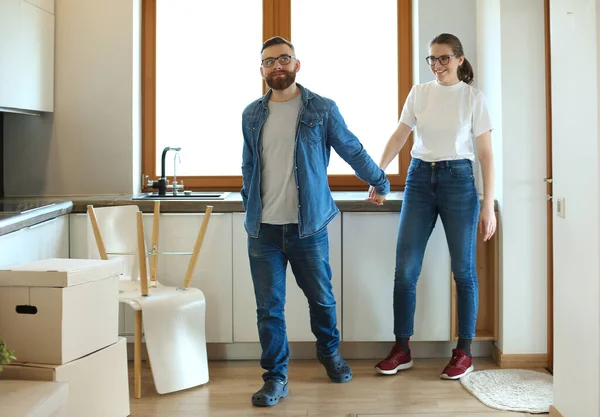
[[172, 152, 182, 195]]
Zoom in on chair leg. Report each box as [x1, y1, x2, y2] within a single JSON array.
[[134, 310, 143, 399]]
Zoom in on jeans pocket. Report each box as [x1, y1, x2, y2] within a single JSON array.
[[407, 161, 420, 176], [449, 164, 474, 178]]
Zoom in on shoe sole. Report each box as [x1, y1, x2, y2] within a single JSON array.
[[327, 371, 353, 383], [251, 386, 289, 407], [317, 353, 353, 383], [375, 360, 414, 375], [440, 364, 474, 380]]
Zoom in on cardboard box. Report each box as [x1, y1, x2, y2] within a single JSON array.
[[0, 258, 122, 365], [0, 380, 69, 417], [0, 337, 130, 417]]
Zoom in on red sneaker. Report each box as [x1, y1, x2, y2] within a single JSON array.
[[440, 348, 474, 380], [374, 344, 413, 375]]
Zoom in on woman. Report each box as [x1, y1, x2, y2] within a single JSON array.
[[368, 33, 496, 380]]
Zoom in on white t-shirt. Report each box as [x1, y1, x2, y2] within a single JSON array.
[[399, 80, 493, 162]]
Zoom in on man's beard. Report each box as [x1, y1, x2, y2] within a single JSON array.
[[265, 69, 296, 90]]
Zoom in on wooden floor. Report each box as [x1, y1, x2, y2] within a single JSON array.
[[128, 358, 547, 417]]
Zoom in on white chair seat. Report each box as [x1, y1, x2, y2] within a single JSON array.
[[117, 285, 208, 392], [133, 286, 208, 393], [119, 285, 205, 310]]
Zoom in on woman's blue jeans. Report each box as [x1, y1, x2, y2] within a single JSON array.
[[394, 158, 480, 340]]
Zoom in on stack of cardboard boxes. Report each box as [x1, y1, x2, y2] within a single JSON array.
[[0, 258, 130, 417]]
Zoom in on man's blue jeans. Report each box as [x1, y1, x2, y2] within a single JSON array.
[[248, 223, 339, 382], [394, 158, 480, 340]]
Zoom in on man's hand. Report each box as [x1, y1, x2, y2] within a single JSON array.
[[366, 185, 386, 206]]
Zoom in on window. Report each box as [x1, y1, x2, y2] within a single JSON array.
[[141, 0, 413, 191], [155, 0, 262, 177], [291, 0, 399, 176]]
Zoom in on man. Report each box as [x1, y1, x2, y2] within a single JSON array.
[[241, 36, 389, 407]]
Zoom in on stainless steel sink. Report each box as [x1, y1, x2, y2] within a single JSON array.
[[132, 191, 230, 201]]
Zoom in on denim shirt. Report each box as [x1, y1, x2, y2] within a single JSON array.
[[241, 84, 390, 238]]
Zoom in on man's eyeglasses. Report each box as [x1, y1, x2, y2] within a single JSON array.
[[425, 55, 455, 66], [261, 54, 296, 68]]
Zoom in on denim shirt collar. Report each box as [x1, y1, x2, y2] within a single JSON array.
[[258, 83, 314, 109]]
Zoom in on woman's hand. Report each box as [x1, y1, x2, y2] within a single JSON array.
[[366, 186, 386, 206], [479, 203, 496, 241], [476, 131, 496, 242]]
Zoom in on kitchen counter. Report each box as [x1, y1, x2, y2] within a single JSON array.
[[104, 191, 410, 213], [0, 191, 406, 213], [0, 192, 497, 236], [0, 200, 73, 236]]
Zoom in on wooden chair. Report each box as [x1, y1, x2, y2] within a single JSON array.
[[86, 202, 212, 398]]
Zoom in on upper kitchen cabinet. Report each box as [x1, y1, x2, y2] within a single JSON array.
[[0, 0, 55, 113]]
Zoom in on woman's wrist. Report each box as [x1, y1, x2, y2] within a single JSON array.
[[482, 197, 494, 210]]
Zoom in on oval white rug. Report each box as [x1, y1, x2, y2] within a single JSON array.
[[460, 369, 553, 414]]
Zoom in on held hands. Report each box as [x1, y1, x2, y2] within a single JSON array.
[[479, 202, 497, 242], [366, 185, 386, 206]]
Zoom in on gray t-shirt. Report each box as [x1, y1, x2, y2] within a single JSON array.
[[260, 94, 302, 224]]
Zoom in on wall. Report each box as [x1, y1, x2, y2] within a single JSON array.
[[475, 0, 505, 349], [3, 0, 139, 196], [476, 0, 548, 355], [415, 0, 477, 85], [550, 1, 600, 415]]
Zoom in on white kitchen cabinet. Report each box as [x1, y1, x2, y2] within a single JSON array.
[[232, 213, 342, 343], [68, 213, 88, 259], [69, 212, 234, 343], [0, 0, 55, 113], [342, 212, 451, 342], [0, 215, 68, 268], [0, 229, 27, 268], [23, 215, 69, 261], [147, 213, 233, 343]]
